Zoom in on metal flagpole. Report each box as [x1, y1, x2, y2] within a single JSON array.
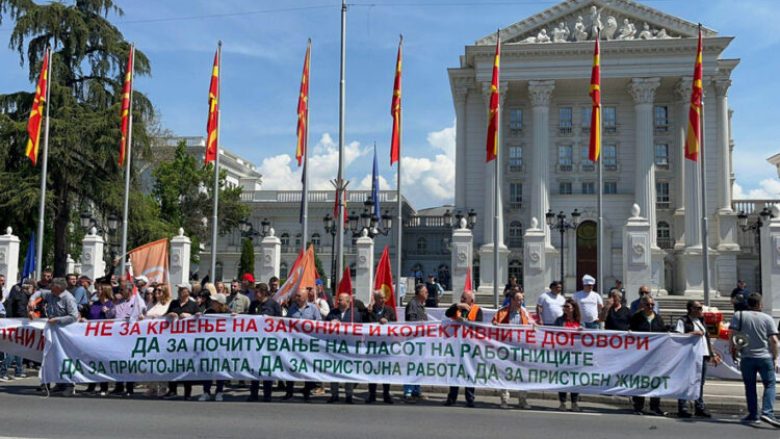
[[35, 47, 53, 280], [301, 42, 311, 253], [335, 0, 348, 289], [395, 126, 403, 307], [493, 133, 500, 308], [597, 130, 603, 296], [210, 41, 223, 281], [700, 85, 710, 306], [119, 45, 136, 280]]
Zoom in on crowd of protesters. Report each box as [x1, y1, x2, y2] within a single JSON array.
[[0, 270, 778, 428]]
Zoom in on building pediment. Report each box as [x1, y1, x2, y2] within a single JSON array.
[[475, 0, 715, 46]]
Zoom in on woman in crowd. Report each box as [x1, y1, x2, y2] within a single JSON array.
[[143, 284, 172, 397], [83, 285, 114, 396], [106, 284, 142, 397], [554, 298, 582, 411], [198, 293, 229, 401], [162, 285, 199, 400]]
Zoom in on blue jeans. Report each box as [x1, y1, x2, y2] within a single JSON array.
[[1, 353, 23, 376], [583, 321, 599, 330], [403, 384, 420, 396], [740, 356, 776, 419]]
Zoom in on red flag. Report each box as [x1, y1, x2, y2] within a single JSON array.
[[25, 49, 50, 166], [373, 246, 396, 306], [464, 265, 473, 292], [296, 40, 311, 167], [337, 266, 353, 296], [485, 32, 501, 162], [205, 48, 220, 164], [588, 34, 601, 162], [685, 28, 703, 161], [118, 46, 134, 167], [390, 36, 403, 165]]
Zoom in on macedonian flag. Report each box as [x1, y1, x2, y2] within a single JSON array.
[[373, 245, 396, 307], [25, 49, 50, 166], [296, 40, 311, 167], [390, 35, 403, 165], [205, 47, 220, 164], [485, 31, 501, 162], [685, 27, 703, 162], [588, 32, 601, 162], [118, 45, 135, 167]]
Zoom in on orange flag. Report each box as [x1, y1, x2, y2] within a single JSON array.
[[373, 246, 396, 306], [485, 31, 501, 162], [273, 245, 317, 304], [127, 238, 169, 286], [205, 48, 220, 164], [464, 265, 473, 292], [118, 46, 135, 167], [337, 266, 353, 296], [588, 33, 601, 162], [296, 40, 311, 167], [390, 35, 403, 165], [25, 49, 50, 166], [685, 27, 703, 161]]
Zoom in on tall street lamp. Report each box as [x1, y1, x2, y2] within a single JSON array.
[[738, 207, 772, 292], [324, 212, 352, 290], [238, 218, 271, 240], [349, 196, 392, 238], [80, 209, 120, 269], [546, 209, 580, 292]]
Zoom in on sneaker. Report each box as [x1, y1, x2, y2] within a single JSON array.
[[444, 398, 455, 407], [741, 415, 760, 425], [162, 391, 178, 400], [6, 375, 14, 381], [403, 394, 416, 404], [214, 392, 223, 402], [677, 410, 693, 418], [518, 398, 531, 410], [760, 414, 780, 428], [0, 376, 9, 382], [197, 393, 211, 402], [500, 401, 510, 409], [62, 387, 75, 397], [17, 374, 28, 379], [570, 403, 582, 412], [694, 409, 712, 418], [99, 391, 107, 397], [558, 402, 567, 411], [649, 408, 667, 417]]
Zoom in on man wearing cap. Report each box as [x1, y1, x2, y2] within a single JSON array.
[[227, 280, 251, 314], [326, 292, 361, 404], [240, 273, 256, 299], [573, 274, 602, 329]]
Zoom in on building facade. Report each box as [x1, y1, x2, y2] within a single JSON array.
[[448, 0, 742, 297]]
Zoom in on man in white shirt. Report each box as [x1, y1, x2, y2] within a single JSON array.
[[536, 281, 565, 325], [573, 274, 602, 329]]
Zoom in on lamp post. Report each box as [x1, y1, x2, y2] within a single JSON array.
[[451, 208, 478, 230], [738, 207, 772, 293], [238, 218, 271, 240], [545, 209, 580, 292], [350, 196, 393, 238], [80, 209, 120, 268]]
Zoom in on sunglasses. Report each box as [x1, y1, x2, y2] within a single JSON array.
[[692, 306, 703, 311]]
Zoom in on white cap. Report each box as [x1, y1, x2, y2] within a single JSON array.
[[134, 275, 149, 285], [582, 274, 596, 286], [212, 293, 227, 305]]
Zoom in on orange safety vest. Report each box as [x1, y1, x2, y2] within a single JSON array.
[[492, 306, 529, 325], [456, 304, 481, 322]]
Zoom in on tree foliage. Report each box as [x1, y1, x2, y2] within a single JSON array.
[[238, 238, 254, 278]]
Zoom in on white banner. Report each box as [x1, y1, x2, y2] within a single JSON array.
[[37, 316, 707, 399], [0, 319, 46, 363]]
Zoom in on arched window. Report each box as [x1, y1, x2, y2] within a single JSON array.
[[280, 262, 288, 279], [280, 233, 290, 252], [417, 237, 427, 254], [657, 221, 672, 249], [295, 233, 302, 249], [508, 260, 522, 284], [311, 233, 321, 249], [509, 221, 523, 248]]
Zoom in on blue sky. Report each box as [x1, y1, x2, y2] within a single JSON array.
[[1, 0, 778, 209]]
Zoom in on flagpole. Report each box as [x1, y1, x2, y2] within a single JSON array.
[[301, 41, 311, 254], [596, 29, 604, 299], [699, 42, 710, 306], [492, 30, 500, 309], [210, 41, 223, 281], [119, 44, 135, 280], [335, 0, 348, 289], [394, 34, 404, 307], [34, 47, 52, 280]]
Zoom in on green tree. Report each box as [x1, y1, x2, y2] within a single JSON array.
[[152, 141, 249, 261], [238, 238, 254, 277], [0, 0, 154, 274]]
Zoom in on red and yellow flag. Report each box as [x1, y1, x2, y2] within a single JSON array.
[[118, 46, 134, 167], [464, 265, 473, 292], [373, 246, 396, 306], [296, 40, 311, 167], [685, 28, 703, 162], [390, 35, 403, 165], [485, 32, 501, 162], [205, 48, 220, 164], [25, 49, 50, 166], [588, 33, 601, 162], [337, 266, 353, 297]]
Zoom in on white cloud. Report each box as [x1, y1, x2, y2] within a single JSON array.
[[354, 174, 391, 191], [397, 122, 457, 207], [426, 122, 456, 160], [733, 179, 780, 199]]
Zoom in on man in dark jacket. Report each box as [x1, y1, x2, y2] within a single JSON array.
[[444, 290, 482, 407], [326, 292, 362, 403], [629, 295, 667, 416], [247, 283, 282, 402], [674, 300, 718, 418], [404, 284, 428, 402], [366, 291, 396, 404]]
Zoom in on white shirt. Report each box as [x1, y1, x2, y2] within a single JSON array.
[[536, 291, 566, 324], [573, 290, 603, 324], [674, 317, 706, 334]]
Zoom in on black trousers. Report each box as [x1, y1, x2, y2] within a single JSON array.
[[285, 381, 315, 398], [168, 381, 193, 398], [448, 386, 475, 403], [558, 392, 579, 403], [632, 396, 661, 412], [368, 383, 391, 399], [249, 380, 274, 399]]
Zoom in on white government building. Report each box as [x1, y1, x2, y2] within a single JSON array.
[[447, 0, 778, 303]]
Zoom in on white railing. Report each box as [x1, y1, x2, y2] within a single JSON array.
[[405, 216, 451, 228], [240, 190, 400, 204], [732, 199, 779, 215]]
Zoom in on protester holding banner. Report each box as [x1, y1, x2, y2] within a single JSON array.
[[403, 283, 428, 403], [494, 290, 532, 409], [83, 285, 113, 396], [536, 281, 565, 325], [674, 300, 716, 418], [248, 283, 282, 402], [146, 285, 172, 319], [162, 284, 199, 400], [283, 289, 321, 401], [444, 290, 482, 407], [366, 290, 395, 404], [309, 286, 330, 319], [601, 290, 631, 331], [199, 293, 229, 402], [573, 275, 602, 329], [629, 295, 667, 416], [554, 298, 582, 411], [326, 292, 361, 404], [1, 280, 31, 380]]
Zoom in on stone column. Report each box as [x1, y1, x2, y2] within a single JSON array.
[[627, 77, 661, 247], [80, 227, 106, 282], [450, 219, 473, 295], [523, 218, 547, 307], [453, 78, 471, 209], [673, 79, 691, 251], [623, 204, 652, 299], [714, 79, 739, 254], [528, 80, 555, 248], [760, 206, 780, 318], [355, 229, 374, 305], [259, 228, 281, 282], [170, 228, 191, 287], [0, 227, 20, 283], [66, 254, 76, 275]]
